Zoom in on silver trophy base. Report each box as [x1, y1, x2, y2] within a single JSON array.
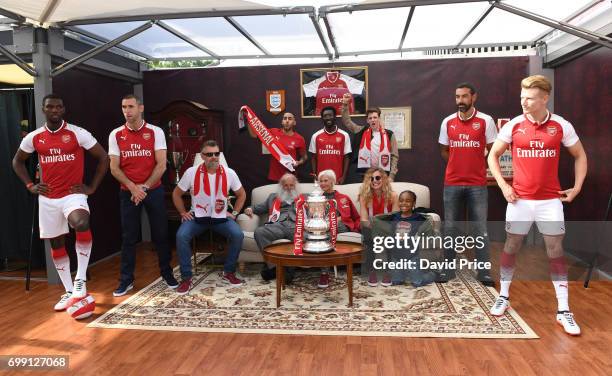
[[303, 240, 334, 254]]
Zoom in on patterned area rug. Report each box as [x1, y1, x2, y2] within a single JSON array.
[[89, 264, 538, 338]]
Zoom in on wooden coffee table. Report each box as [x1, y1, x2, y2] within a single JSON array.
[[262, 241, 362, 307]]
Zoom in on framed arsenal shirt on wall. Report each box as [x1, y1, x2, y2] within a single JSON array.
[[301, 66, 368, 118]]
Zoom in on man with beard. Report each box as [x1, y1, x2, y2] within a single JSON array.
[[438, 82, 497, 286], [309, 106, 352, 184], [247, 112, 307, 182], [340, 93, 399, 183], [172, 140, 247, 294], [246, 173, 302, 282]]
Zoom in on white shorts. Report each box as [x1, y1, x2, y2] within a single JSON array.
[[505, 198, 565, 236], [39, 194, 89, 239]]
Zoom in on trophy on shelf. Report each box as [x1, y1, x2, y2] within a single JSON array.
[[167, 121, 188, 184], [301, 181, 336, 254]]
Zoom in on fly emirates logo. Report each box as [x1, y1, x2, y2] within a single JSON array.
[[121, 144, 152, 158], [319, 144, 341, 155], [40, 148, 75, 163], [516, 140, 556, 158], [450, 134, 480, 148]]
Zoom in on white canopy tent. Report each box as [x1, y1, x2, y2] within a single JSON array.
[[0, 0, 610, 70]]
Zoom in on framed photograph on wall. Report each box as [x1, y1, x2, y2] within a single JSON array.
[[487, 118, 513, 184], [300, 66, 368, 118], [380, 107, 412, 149]]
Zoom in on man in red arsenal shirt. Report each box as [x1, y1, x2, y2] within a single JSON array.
[[303, 71, 364, 116], [438, 83, 497, 286], [309, 106, 352, 184], [488, 75, 587, 336], [108, 95, 177, 296], [12, 94, 108, 311], [248, 112, 307, 182]]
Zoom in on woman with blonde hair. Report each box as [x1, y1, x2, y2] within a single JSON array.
[[358, 167, 398, 287]]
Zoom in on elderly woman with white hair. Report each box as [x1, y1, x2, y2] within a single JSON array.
[[315, 169, 361, 288]]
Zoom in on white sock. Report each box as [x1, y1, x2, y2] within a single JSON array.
[[552, 280, 569, 312], [51, 248, 73, 292], [499, 280, 512, 298], [75, 230, 92, 281]]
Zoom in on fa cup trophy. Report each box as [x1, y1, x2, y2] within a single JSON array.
[[301, 182, 336, 254]]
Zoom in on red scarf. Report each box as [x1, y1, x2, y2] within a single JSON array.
[[268, 195, 302, 223], [358, 127, 391, 171], [239, 105, 296, 172], [192, 165, 228, 218]]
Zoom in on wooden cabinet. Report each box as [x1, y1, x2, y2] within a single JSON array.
[[151, 100, 224, 186]]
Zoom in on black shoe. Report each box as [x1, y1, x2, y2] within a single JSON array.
[[437, 269, 456, 283], [163, 274, 179, 289], [478, 272, 495, 287], [261, 266, 276, 281]]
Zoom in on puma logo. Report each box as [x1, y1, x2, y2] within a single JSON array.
[[39, 139, 45, 144], [196, 203, 209, 212], [79, 252, 88, 257], [517, 128, 527, 135], [359, 156, 369, 163], [450, 125, 456, 130]]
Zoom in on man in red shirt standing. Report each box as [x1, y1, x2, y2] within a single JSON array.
[[12, 94, 108, 311], [108, 94, 178, 296], [439, 83, 497, 286], [309, 106, 352, 184], [248, 112, 307, 182], [488, 75, 587, 336]]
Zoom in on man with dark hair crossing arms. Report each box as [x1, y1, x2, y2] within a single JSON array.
[[309, 106, 351, 184], [12, 94, 108, 310], [438, 83, 497, 286], [109, 94, 177, 297]]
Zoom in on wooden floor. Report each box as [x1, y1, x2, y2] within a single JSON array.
[[1, 244, 611, 376]]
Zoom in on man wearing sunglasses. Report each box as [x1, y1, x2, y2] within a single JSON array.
[[172, 140, 247, 294]]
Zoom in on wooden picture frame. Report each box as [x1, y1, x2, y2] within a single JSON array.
[[300, 66, 368, 118], [380, 107, 412, 149]]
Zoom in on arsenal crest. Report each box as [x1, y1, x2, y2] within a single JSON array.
[[142, 132, 151, 140], [266, 90, 285, 115], [396, 221, 412, 234], [547, 126, 557, 136], [62, 134, 71, 143], [472, 122, 481, 130]]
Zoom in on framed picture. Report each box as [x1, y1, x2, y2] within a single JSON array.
[[380, 107, 412, 149], [487, 118, 513, 184], [300, 66, 368, 118]]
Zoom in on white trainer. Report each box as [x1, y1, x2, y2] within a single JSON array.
[[556, 311, 581, 336], [490, 296, 510, 316], [54, 292, 73, 311], [73, 279, 87, 299]]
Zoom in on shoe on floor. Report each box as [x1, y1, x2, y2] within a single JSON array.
[[381, 274, 392, 287], [163, 274, 179, 289], [412, 271, 436, 288], [478, 272, 496, 287], [176, 278, 192, 295], [318, 273, 330, 289], [556, 311, 581, 336], [261, 266, 276, 281], [490, 295, 510, 316], [222, 272, 245, 286], [113, 281, 134, 297], [367, 271, 378, 287], [73, 279, 87, 299], [54, 292, 73, 311]]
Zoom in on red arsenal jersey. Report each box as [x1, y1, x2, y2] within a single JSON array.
[[308, 128, 352, 180], [303, 72, 364, 116], [108, 121, 166, 190], [267, 128, 306, 181], [439, 110, 497, 186], [498, 112, 579, 200], [19, 121, 97, 199]]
